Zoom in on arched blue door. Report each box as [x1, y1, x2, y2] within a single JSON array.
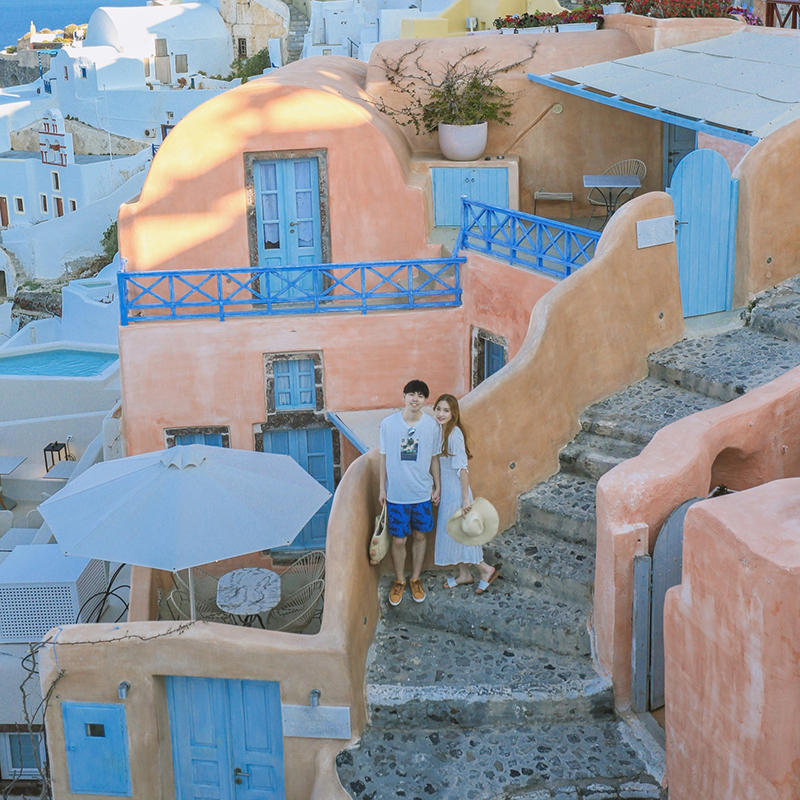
[[667, 149, 738, 318]]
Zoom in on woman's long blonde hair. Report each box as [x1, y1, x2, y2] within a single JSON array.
[[434, 394, 472, 460]]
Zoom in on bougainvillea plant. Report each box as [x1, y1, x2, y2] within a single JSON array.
[[624, 0, 762, 22], [493, 4, 603, 28]]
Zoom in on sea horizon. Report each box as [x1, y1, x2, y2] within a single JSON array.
[[0, 0, 149, 48]]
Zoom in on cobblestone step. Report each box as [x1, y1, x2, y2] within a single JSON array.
[[580, 377, 723, 445], [558, 432, 644, 482], [748, 276, 800, 343], [484, 526, 594, 603], [518, 473, 597, 547], [367, 621, 613, 729], [336, 721, 665, 800], [647, 327, 800, 402], [381, 575, 591, 657]]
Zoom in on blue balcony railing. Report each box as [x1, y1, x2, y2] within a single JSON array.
[[117, 258, 463, 325], [457, 199, 600, 279]]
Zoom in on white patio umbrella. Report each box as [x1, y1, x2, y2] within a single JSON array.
[[39, 445, 332, 619]]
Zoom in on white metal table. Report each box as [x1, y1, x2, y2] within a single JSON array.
[[42, 461, 78, 480], [0, 456, 26, 510], [217, 567, 282, 626], [583, 174, 641, 226]]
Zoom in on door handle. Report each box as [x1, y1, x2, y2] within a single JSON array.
[[675, 220, 688, 231], [234, 768, 250, 777]]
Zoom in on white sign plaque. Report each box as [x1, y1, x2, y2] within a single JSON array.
[[636, 216, 675, 249], [282, 705, 351, 740]]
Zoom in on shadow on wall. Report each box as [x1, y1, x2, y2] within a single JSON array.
[[594, 362, 800, 709]]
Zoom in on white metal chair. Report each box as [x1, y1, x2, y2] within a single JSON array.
[[279, 550, 325, 599], [172, 568, 234, 623], [266, 578, 325, 633], [0, 509, 12, 537], [26, 508, 44, 529], [587, 158, 647, 224]]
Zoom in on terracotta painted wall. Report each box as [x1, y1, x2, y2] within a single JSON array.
[[453, 192, 684, 529], [665, 480, 800, 800], [595, 363, 800, 707], [41, 452, 382, 800], [604, 14, 743, 52], [366, 34, 664, 216], [733, 116, 800, 306], [119, 254, 556, 456], [118, 57, 440, 274]]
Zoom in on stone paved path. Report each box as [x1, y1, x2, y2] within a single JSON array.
[[338, 277, 800, 799]]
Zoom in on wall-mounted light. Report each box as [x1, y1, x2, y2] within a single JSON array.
[[552, 104, 564, 114], [118, 681, 131, 700], [309, 689, 321, 708]]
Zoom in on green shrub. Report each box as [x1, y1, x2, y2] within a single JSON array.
[[229, 46, 273, 80], [101, 221, 118, 262], [5, 46, 17, 54]]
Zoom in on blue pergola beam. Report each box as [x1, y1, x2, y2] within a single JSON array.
[[527, 73, 760, 146]]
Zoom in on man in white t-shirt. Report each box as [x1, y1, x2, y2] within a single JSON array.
[[379, 379, 441, 606]]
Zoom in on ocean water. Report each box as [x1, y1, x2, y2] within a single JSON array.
[[0, 0, 148, 48]]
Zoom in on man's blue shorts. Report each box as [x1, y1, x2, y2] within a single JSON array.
[[386, 500, 434, 538]]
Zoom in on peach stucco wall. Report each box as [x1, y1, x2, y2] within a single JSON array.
[[118, 253, 556, 456], [118, 57, 440, 273], [41, 452, 382, 800], [734, 116, 800, 306], [665, 480, 800, 800], [366, 34, 664, 217], [604, 13, 743, 52], [457, 192, 683, 529], [595, 364, 800, 708]]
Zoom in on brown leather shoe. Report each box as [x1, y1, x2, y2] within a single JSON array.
[[409, 578, 426, 603], [389, 580, 405, 607]]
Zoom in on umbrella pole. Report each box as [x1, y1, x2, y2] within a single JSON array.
[[188, 567, 197, 620]]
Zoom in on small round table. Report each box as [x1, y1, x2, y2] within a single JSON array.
[[216, 568, 282, 626]]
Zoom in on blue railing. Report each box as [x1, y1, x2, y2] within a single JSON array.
[[117, 258, 463, 325], [457, 198, 600, 279]]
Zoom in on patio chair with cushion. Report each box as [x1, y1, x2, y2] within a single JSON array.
[[587, 158, 647, 224], [266, 578, 325, 633], [279, 550, 325, 599]]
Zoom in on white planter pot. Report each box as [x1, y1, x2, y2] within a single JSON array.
[[517, 25, 554, 33], [557, 21, 598, 31], [438, 122, 488, 162], [500, 27, 518, 33], [602, 2, 625, 12]]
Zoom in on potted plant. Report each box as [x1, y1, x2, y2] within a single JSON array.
[[373, 43, 536, 161]]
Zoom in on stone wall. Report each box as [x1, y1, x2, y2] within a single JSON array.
[[0, 54, 39, 88], [220, 0, 290, 67], [10, 118, 149, 156]]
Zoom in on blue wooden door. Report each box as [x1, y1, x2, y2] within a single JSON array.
[[484, 340, 506, 379], [254, 158, 322, 298], [166, 676, 285, 800], [432, 167, 509, 226], [261, 427, 334, 549], [667, 149, 738, 318]]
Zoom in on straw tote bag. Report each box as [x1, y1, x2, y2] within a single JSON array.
[[369, 504, 390, 565]]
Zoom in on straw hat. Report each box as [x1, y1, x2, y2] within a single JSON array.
[[446, 497, 500, 546]]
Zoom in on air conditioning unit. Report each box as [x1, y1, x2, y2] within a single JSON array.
[[0, 545, 107, 643], [144, 128, 153, 137], [465, 16, 478, 30]]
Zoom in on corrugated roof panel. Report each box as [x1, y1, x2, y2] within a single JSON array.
[[544, 30, 800, 138]]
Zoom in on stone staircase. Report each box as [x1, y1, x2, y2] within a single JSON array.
[[287, 5, 310, 63], [337, 277, 800, 800]]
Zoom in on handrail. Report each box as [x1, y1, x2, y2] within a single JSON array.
[[764, 0, 800, 27], [457, 198, 600, 279], [117, 257, 463, 324]]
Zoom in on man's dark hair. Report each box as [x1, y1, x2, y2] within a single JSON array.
[[403, 379, 430, 398]]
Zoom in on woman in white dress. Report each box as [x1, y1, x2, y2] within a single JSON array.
[[433, 394, 500, 594]]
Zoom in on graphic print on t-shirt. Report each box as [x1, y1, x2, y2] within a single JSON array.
[[400, 428, 418, 461]]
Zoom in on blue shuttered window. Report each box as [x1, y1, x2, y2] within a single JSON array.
[[484, 340, 506, 379], [274, 359, 316, 410], [175, 432, 224, 447]]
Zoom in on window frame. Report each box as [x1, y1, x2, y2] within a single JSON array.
[[13, 197, 24, 215], [274, 357, 317, 411], [0, 730, 46, 780], [471, 327, 508, 388], [51, 171, 60, 191], [39, 194, 48, 214], [238, 38, 248, 58], [164, 426, 231, 449], [68, 199, 77, 212]]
